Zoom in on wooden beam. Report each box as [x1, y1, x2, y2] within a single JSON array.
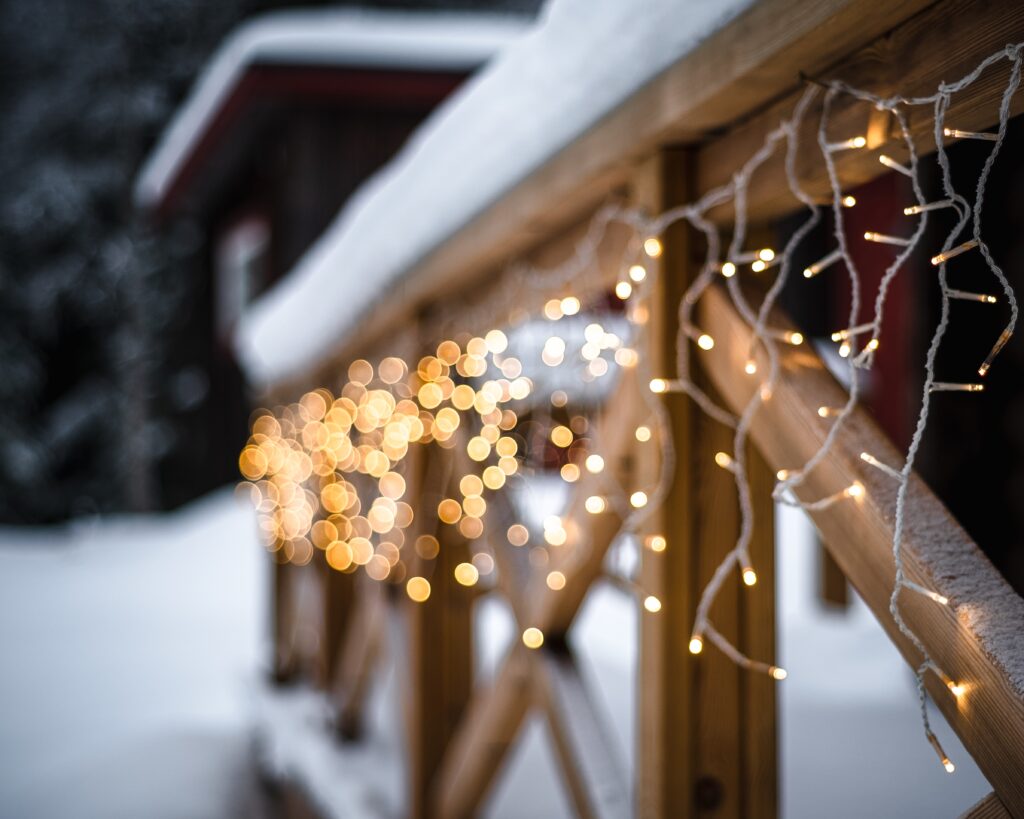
[[634, 149, 777, 819], [435, 368, 644, 817], [696, 0, 1024, 224], [405, 439, 475, 819], [434, 643, 533, 819], [535, 644, 631, 819], [259, 0, 938, 395], [698, 284, 1024, 813], [961, 793, 1012, 819], [330, 579, 386, 740]]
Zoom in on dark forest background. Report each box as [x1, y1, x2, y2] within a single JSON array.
[[0, 0, 541, 524]]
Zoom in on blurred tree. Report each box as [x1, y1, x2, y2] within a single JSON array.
[[0, 0, 541, 523]]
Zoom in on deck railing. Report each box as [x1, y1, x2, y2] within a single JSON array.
[[260, 1, 1024, 816]]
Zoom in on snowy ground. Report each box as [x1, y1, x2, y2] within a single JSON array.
[[0, 489, 992, 818]]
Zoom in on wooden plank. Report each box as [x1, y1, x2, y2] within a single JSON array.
[[698, 284, 1024, 814], [260, 0, 938, 395], [961, 793, 1013, 819], [435, 369, 644, 817], [405, 437, 475, 819], [434, 643, 533, 819], [330, 579, 386, 740], [634, 150, 777, 819], [696, 0, 1024, 224], [317, 558, 357, 693], [534, 645, 631, 819]]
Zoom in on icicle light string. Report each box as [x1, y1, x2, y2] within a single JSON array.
[[492, 45, 1023, 771], [239, 43, 1023, 775]]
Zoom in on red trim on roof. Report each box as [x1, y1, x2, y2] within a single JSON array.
[[155, 64, 466, 220]]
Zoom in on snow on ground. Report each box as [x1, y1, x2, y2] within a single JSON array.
[[0, 489, 269, 818], [234, 0, 756, 385], [0, 486, 994, 818]]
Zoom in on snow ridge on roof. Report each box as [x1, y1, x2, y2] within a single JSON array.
[[134, 8, 529, 210], [235, 0, 755, 386]]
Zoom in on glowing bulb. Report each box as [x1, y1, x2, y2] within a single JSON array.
[[522, 627, 544, 649], [635, 425, 652, 442], [646, 534, 667, 552], [714, 451, 733, 469], [585, 495, 606, 514], [649, 378, 668, 393], [947, 681, 965, 698], [585, 454, 605, 473], [688, 637, 704, 655], [546, 570, 566, 590], [751, 260, 766, 273], [697, 333, 715, 350], [838, 341, 851, 358], [721, 262, 736, 278], [744, 360, 757, 375], [769, 666, 788, 680], [842, 195, 857, 207], [787, 331, 804, 345], [776, 469, 790, 480], [406, 576, 431, 602], [943, 759, 955, 773], [629, 264, 647, 282], [630, 491, 648, 508], [742, 568, 757, 586], [846, 482, 865, 499], [454, 562, 479, 586], [615, 281, 633, 300], [758, 248, 775, 262], [878, 154, 912, 177], [560, 296, 581, 316], [644, 237, 662, 257], [643, 595, 662, 613]]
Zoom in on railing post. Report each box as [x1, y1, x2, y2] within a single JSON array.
[[405, 407, 474, 819], [634, 148, 778, 819]]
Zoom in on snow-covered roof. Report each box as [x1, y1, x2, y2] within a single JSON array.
[[134, 9, 529, 211], [235, 0, 755, 387]]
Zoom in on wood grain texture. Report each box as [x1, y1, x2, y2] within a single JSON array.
[[698, 284, 1024, 816], [961, 793, 1013, 819], [696, 0, 1024, 224], [634, 151, 777, 819], [258, 0, 938, 394]]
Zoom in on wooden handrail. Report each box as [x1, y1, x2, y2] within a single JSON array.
[[261, 0, 941, 395], [697, 284, 1024, 814]]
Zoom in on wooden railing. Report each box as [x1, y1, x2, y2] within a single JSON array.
[[261, 1, 1024, 816]]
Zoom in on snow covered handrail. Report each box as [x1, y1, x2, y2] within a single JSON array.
[[698, 284, 1024, 813]]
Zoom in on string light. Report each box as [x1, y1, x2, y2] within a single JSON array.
[[742, 567, 758, 586], [944, 127, 998, 141], [643, 595, 662, 613], [238, 43, 1024, 777], [803, 248, 843, 278], [860, 451, 902, 480], [904, 199, 954, 215], [946, 288, 997, 304], [826, 135, 866, 151], [931, 238, 978, 266], [645, 534, 667, 552], [903, 580, 948, 605], [878, 154, 913, 177], [864, 231, 912, 246], [929, 382, 984, 392], [522, 627, 544, 649]]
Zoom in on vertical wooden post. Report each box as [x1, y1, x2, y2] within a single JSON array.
[[635, 148, 777, 819], [405, 424, 474, 818]]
